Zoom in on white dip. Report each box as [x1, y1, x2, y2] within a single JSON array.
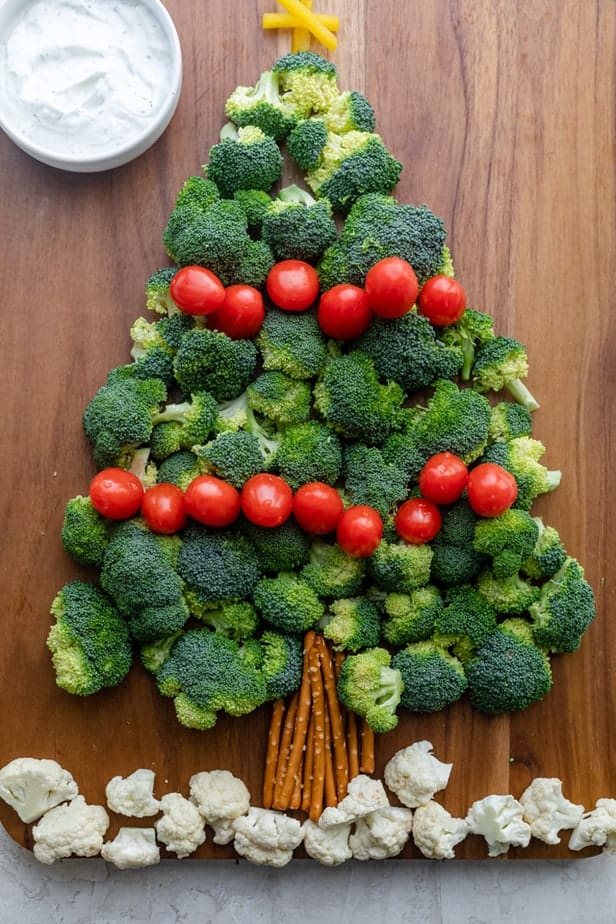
[[0, 0, 175, 158]]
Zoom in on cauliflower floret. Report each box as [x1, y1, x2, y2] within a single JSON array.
[[105, 769, 160, 818], [519, 778, 584, 845], [232, 806, 304, 867], [155, 793, 206, 858], [101, 827, 160, 869], [318, 774, 389, 829], [349, 806, 413, 860], [189, 769, 250, 845], [569, 798, 616, 853], [303, 819, 352, 866], [383, 740, 452, 808], [32, 795, 109, 864], [412, 800, 469, 859], [0, 757, 78, 824], [466, 794, 531, 857]]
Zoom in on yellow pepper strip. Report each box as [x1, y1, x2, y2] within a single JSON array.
[[293, 0, 311, 53], [262, 13, 339, 31], [274, 0, 337, 50]]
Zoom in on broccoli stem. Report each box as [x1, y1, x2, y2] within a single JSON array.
[[504, 378, 540, 412], [545, 469, 562, 492], [152, 402, 191, 425], [277, 184, 316, 206]]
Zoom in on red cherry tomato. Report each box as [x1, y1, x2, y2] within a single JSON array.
[[241, 474, 293, 527], [170, 265, 226, 316], [419, 452, 469, 505], [184, 475, 241, 527], [395, 498, 442, 545], [317, 284, 373, 339], [266, 260, 320, 312], [293, 482, 344, 535], [364, 257, 419, 318], [418, 275, 466, 326], [467, 463, 518, 517], [89, 468, 143, 519], [141, 483, 187, 534], [336, 505, 383, 558], [209, 285, 265, 339]]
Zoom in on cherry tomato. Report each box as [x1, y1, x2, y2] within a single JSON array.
[[317, 284, 372, 339], [141, 483, 187, 534], [336, 505, 383, 558], [241, 474, 293, 527], [364, 257, 419, 318], [170, 265, 226, 316], [89, 468, 143, 520], [209, 285, 265, 339], [184, 475, 241, 527], [266, 260, 320, 312], [293, 482, 344, 535], [467, 463, 518, 517], [419, 452, 469, 505], [395, 498, 442, 544], [418, 275, 466, 326]]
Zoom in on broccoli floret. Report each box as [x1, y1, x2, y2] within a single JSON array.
[[476, 569, 540, 615], [193, 600, 259, 642], [244, 407, 282, 466], [472, 335, 539, 411], [130, 314, 194, 359], [108, 350, 175, 389], [247, 371, 312, 428], [236, 239, 276, 289], [300, 539, 366, 599], [177, 525, 261, 605], [473, 509, 541, 579], [273, 51, 338, 115], [61, 496, 109, 567], [381, 586, 444, 646], [145, 266, 180, 315], [306, 130, 403, 212], [47, 581, 132, 696], [368, 540, 433, 594], [313, 350, 405, 444], [140, 631, 184, 674], [127, 600, 191, 645], [156, 450, 201, 490], [529, 558, 595, 653], [393, 640, 467, 713], [148, 422, 183, 461], [232, 188, 274, 231], [479, 436, 562, 511], [336, 647, 403, 733], [261, 185, 337, 264], [156, 628, 267, 727], [439, 308, 494, 380], [152, 391, 219, 451], [215, 391, 250, 432], [164, 200, 253, 285], [241, 516, 310, 574], [194, 430, 265, 488], [465, 619, 552, 715], [256, 308, 327, 380], [321, 597, 381, 653], [206, 124, 283, 197], [437, 245, 455, 277], [82, 376, 166, 469], [316, 241, 351, 292], [225, 69, 301, 140], [342, 444, 408, 518], [174, 175, 220, 211], [273, 420, 342, 489], [253, 573, 324, 634], [432, 584, 498, 662], [429, 499, 486, 587], [286, 118, 329, 170], [487, 402, 533, 443], [323, 90, 376, 134], [521, 518, 568, 580], [173, 328, 257, 401], [260, 630, 304, 700], [358, 312, 463, 394]]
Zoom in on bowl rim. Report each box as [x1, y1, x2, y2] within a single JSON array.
[[0, 0, 183, 171]]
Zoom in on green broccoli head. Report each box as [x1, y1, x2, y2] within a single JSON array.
[[232, 188, 274, 231], [273, 51, 338, 115], [61, 496, 109, 568], [476, 569, 540, 615], [480, 436, 562, 511], [236, 239, 276, 289], [321, 596, 382, 653], [439, 308, 494, 380], [127, 600, 190, 645], [487, 401, 533, 443], [225, 69, 301, 140], [429, 499, 486, 587], [240, 516, 310, 574], [164, 199, 253, 285], [145, 266, 180, 316], [47, 581, 132, 696], [82, 376, 166, 469], [177, 525, 261, 605], [472, 335, 539, 412], [368, 539, 433, 595], [174, 175, 220, 211], [191, 600, 259, 642], [306, 131, 402, 212], [299, 539, 366, 599], [156, 450, 202, 491], [261, 186, 337, 263], [260, 630, 304, 700], [473, 509, 541, 579], [336, 647, 403, 733], [253, 573, 325, 634], [255, 309, 328, 380], [273, 420, 343, 490], [286, 118, 329, 170], [206, 124, 283, 197], [195, 430, 266, 488], [316, 241, 351, 292], [323, 90, 376, 134], [343, 444, 409, 518], [465, 619, 552, 715], [432, 584, 498, 662], [173, 329, 257, 401], [381, 585, 444, 646], [152, 391, 219, 451], [529, 558, 595, 653], [392, 640, 468, 713], [247, 371, 312, 428], [521, 518, 568, 580]]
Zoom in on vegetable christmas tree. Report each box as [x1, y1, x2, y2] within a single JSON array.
[[48, 51, 595, 818]]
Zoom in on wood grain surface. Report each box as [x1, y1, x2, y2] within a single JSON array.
[[1, 0, 614, 861]]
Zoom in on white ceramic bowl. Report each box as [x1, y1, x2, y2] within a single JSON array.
[[0, 0, 182, 172]]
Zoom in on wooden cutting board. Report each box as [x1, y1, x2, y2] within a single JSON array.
[[1, 0, 614, 860]]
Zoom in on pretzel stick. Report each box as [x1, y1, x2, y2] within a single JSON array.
[[272, 690, 298, 807], [317, 636, 348, 801], [346, 710, 360, 780], [323, 701, 337, 807], [274, 631, 316, 810], [359, 720, 375, 775], [309, 645, 326, 821], [301, 712, 315, 814], [262, 698, 285, 808]]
